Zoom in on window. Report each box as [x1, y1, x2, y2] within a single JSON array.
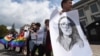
[[90, 3, 99, 13], [80, 17, 87, 26], [79, 9, 84, 17]]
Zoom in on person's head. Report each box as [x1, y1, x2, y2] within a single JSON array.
[[31, 23, 35, 26], [45, 19, 49, 27], [61, 0, 73, 12], [35, 22, 41, 30], [58, 17, 72, 36], [30, 22, 36, 30]]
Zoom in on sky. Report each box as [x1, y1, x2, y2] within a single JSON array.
[[0, 0, 79, 32]]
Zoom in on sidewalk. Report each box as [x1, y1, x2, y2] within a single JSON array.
[[91, 45, 100, 56]]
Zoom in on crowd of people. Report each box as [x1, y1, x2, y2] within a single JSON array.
[[0, 19, 52, 56]]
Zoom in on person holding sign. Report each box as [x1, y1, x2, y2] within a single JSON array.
[[49, 0, 93, 56], [58, 0, 84, 51]]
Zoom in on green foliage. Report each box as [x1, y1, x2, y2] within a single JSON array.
[[0, 25, 9, 38]]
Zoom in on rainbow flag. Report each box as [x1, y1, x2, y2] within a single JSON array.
[[0, 36, 13, 45], [9, 36, 26, 47], [0, 38, 8, 45]]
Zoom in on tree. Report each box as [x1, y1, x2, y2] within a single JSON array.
[[0, 25, 9, 38]]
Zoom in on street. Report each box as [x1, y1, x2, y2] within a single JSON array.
[[0, 44, 24, 56], [0, 44, 100, 56]]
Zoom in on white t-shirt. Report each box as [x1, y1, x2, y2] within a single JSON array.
[[31, 32, 37, 40], [31, 28, 45, 45]]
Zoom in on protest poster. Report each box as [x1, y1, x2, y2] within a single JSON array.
[[50, 9, 93, 56]]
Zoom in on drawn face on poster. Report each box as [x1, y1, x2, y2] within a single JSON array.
[[58, 16, 84, 51]]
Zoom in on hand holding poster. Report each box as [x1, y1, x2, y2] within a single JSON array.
[[49, 9, 93, 56]]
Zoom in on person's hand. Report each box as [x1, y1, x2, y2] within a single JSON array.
[[29, 29, 34, 33]]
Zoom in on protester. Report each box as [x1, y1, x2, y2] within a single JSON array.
[[44, 19, 52, 56], [16, 28, 25, 53], [11, 31, 18, 51], [22, 24, 30, 55], [28, 22, 36, 56], [49, 0, 92, 56], [0, 31, 14, 50], [31, 23, 44, 56]]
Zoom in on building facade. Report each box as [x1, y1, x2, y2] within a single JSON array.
[[73, 0, 100, 27], [73, 0, 100, 42]]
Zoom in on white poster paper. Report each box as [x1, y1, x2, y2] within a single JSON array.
[[50, 9, 93, 56]]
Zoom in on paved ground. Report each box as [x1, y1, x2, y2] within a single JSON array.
[[91, 45, 100, 56], [0, 44, 24, 56], [0, 44, 100, 56]]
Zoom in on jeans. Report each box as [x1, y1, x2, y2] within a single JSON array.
[[29, 40, 35, 51]]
